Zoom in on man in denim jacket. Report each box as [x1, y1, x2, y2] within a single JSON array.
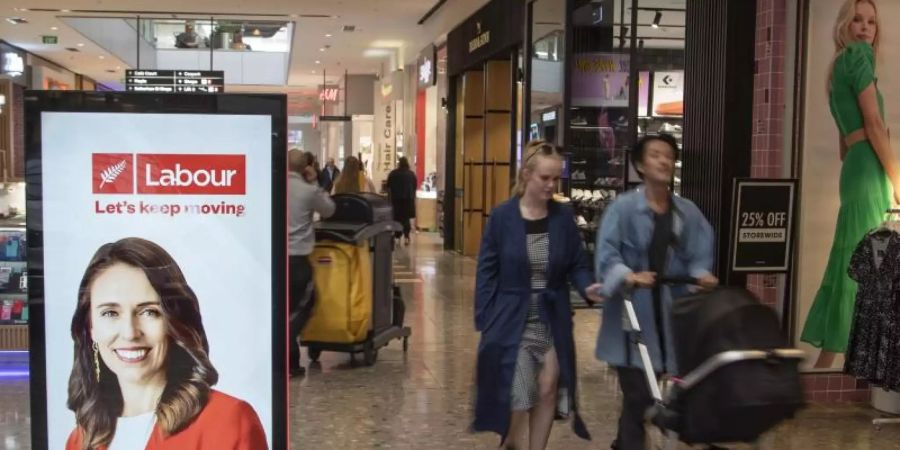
[[594, 134, 718, 450]]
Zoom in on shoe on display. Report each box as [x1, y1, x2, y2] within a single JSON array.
[[675, 160, 683, 168], [593, 190, 603, 201], [576, 215, 588, 226]]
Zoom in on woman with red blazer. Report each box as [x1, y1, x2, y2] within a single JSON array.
[[65, 238, 267, 450]]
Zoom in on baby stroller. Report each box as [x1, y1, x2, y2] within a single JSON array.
[[623, 278, 806, 449]]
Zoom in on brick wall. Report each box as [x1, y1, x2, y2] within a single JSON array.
[[748, 0, 786, 309]]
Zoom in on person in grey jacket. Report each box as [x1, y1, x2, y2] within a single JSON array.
[[594, 134, 718, 450], [288, 149, 335, 377]]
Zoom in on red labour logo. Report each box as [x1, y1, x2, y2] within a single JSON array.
[[93, 154, 135, 194], [137, 154, 246, 195]]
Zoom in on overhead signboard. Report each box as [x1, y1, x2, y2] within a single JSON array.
[[125, 70, 225, 93]]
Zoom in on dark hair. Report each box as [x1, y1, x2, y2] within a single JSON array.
[[630, 133, 680, 179], [398, 156, 410, 170], [68, 237, 218, 449]]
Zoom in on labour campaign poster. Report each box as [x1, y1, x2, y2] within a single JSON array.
[[39, 112, 274, 449]]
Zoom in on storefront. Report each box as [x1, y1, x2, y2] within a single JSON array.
[[792, 0, 900, 391], [411, 44, 448, 233], [444, 0, 525, 255]]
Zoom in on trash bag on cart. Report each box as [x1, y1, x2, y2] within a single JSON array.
[[301, 241, 372, 343]]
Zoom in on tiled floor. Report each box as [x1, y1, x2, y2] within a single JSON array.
[[5, 233, 900, 449]]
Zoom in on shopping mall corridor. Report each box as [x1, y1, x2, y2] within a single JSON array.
[[290, 233, 900, 450], [2, 234, 900, 449]]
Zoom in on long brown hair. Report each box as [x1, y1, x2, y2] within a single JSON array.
[[512, 140, 563, 197], [333, 156, 364, 194], [68, 237, 218, 449], [828, 0, 881, 90]]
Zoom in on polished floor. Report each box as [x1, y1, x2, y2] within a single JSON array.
[[5, 233, 900, 449]]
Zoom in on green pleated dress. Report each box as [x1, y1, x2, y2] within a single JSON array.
[[801, 41, 891, 353]]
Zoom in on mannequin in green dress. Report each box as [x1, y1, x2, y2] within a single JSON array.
[[801, 0, 900, 369]]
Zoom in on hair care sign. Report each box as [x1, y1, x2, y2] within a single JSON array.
[[26, 94, 287, 450]]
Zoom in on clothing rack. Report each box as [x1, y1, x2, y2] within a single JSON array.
[[869, 206, 900, 430]]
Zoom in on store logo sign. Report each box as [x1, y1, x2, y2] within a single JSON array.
[[419, 58, 433, 85], [469, 21, 490, 53], [93, 153, 246, 195], [319, 87, 339, 102], [93, 154, 134, 194], [2, 52, 24, 76]]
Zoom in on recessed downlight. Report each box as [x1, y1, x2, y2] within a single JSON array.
[[325, 33, 332, 38], [77, 43, 85, 47], [315, 60, 321, 64], [50, 26, 58, 31], [99, 55, 105, 59]]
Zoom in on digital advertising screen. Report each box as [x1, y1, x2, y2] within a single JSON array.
[[25, 92, 287, 450]]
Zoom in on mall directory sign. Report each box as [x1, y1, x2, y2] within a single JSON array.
[[25, 92, 286, 450], [126, 69, 225, 93], [730, 179, 798, 273]]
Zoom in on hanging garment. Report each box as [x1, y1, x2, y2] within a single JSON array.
[[845, 227, 900, 391]]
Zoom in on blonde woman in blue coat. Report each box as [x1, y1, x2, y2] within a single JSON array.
[[595, 134, 718, 450], [472, 140, 603, 449]]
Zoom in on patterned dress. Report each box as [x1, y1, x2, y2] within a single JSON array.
[[845, 229, 900, 391], [511, 217, 565, 411]]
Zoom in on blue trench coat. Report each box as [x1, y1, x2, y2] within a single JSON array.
[[594, 187, 714, 374], [471, 198, 595, 440]]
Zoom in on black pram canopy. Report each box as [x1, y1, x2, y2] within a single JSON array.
[[671, 287, 787, 376]]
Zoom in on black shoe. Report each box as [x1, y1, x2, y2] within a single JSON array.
[[290, 366, 306, 378], [610, 439, 619, 450]]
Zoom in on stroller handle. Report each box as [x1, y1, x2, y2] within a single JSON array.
[[656, 276, 699, 286]]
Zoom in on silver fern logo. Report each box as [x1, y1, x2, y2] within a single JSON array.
[[98, 160, 128, 189]]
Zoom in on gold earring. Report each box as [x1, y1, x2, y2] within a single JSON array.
[[92, 342, 100, 383]]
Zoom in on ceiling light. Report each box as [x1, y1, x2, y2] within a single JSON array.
[[99, 55, 105, 59], [319, 48, 326, 52], [61, 9, 70, 13], [77, 43, 85, 47], [116, 66, 121, 70], [315, 60, 320, 64], [652, 11, 662, 28], [5, 17, 27, 25], [50, 26, 58, 31], [325, 33, 332, 38]]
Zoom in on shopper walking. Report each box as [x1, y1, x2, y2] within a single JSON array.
[[386, 157, 418, 246], [288, 149, 335, 377], [472, 140, 603, 449], [594, 134, 718, 450], [332, 156, 376, 195], [320, 157, 341, 193], [801, 0, 900, 369]]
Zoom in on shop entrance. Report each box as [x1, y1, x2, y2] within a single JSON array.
[[454, 59, 514, 256]]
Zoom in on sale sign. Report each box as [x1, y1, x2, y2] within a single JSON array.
[[731, 179, 798, 272]]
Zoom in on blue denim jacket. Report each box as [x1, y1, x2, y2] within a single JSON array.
[[594, 186, 714, 373]]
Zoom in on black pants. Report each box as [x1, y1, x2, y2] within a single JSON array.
[[288, 255, 314, 370], [393, 218, 411, 240], [614, 366, 655, 450]]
